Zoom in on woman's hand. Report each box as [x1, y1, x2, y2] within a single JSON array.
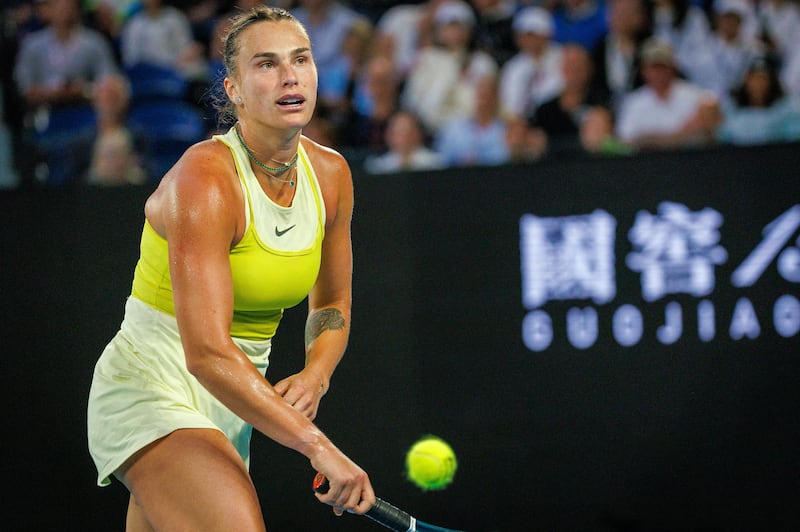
[[309, 447, 375, 516], [274, 368, 328, 420]]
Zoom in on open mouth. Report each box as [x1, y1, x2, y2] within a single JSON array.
[[277, 95, 305, 106]]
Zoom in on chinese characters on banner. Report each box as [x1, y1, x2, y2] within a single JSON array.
[[520, 203, 800, 351]]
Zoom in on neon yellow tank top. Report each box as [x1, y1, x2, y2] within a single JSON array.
[[131, 127, 326, 340]]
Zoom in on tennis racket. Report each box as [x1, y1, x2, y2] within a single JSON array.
[[312, 472, 464, 532]]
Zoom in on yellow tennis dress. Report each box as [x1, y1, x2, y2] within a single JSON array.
[[87, 127, 325, 486]]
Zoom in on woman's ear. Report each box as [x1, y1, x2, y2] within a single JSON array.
[[223, 78, 239, 104]]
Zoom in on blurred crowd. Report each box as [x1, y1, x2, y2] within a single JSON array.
[[2, 0, 800, 188]]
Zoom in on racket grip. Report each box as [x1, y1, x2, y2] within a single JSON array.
[[366, 498, 415, 532], [313, 473, 414, 532]]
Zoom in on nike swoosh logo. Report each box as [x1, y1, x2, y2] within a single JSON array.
[[275, 224, 296, 237]]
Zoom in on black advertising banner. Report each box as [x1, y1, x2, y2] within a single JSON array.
[[387, 143, 800, 531], [2, 143, 798, 531]]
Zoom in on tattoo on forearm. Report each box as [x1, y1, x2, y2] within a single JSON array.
[[305, 308, 345, 346]]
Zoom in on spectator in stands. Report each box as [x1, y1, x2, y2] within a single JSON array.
[[756, 0, 800, 62], [86, 0, 141, 56], [650, 0, 712, 79], [579, 105, 633, 154], [504, 116, 548, 163], [14, 0, 118, 114], [291, 0, 371, 111], [86, 73, 147, 185], [615, 38, 721, 150], [551, 0, 609, 51], [720, 0, 762, 45], [435, 73, 509, 166], [592, 0, 651, 111], [316, 17, 374, 133], [373, 0, 449, 78], [529, 43, 611, 154], [13, 0, 119, 185], [120, 0, 209, 97], [363, 110, 445, 174], [470, 0, 519, 67], [342, 55, 402, 155], [717, 54, 800, 145], [180, 0, 228, 54], [680, 0, 765, 102], [499, 6, 563, 120], [401, 0, 498, 133]]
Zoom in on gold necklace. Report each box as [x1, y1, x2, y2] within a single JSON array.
[[262, 165, 297, 187], [234, 124, 298, 186]]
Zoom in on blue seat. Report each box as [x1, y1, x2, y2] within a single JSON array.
[[39, 105, 96, 139], [128, 100, 208, 181], [34, 105, 97, 186], [125, 62, 189, 103]]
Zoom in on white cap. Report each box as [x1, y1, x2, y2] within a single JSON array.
[[640, 37, 675, 65], [512, 6, 554, 36], [714, 0, 748, 17], [434, 1, 476, 27]]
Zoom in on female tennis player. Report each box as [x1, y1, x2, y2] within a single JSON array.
[[87, 6, 375, 530]]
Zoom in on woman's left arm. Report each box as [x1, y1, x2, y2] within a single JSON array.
[[274, 142, 354, 420]]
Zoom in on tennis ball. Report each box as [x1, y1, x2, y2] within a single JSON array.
[[405, 436, 457, 491]]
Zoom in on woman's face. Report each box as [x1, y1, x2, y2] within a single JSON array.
[[641, 62, 675, 93], [560, 45, 593, 89], [228, 20, 318, 130], [514, 31, 550, 55], [386, 113, 421, 154], [609, 0, 645, 35], [436, 21, 473, 50], [744, 70, 771, 105]]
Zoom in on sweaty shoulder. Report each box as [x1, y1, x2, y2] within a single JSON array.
[[145, 138, 243, 238], [174, 137, 237, 183]]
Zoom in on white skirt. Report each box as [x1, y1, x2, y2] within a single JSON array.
[[87, 297, 271, 486]]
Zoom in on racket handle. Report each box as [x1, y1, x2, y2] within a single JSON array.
[[366, 499, 415, 532], [313, 473, 415, 532]]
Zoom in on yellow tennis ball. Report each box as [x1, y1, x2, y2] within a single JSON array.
[[405, 436, 457, 491]]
